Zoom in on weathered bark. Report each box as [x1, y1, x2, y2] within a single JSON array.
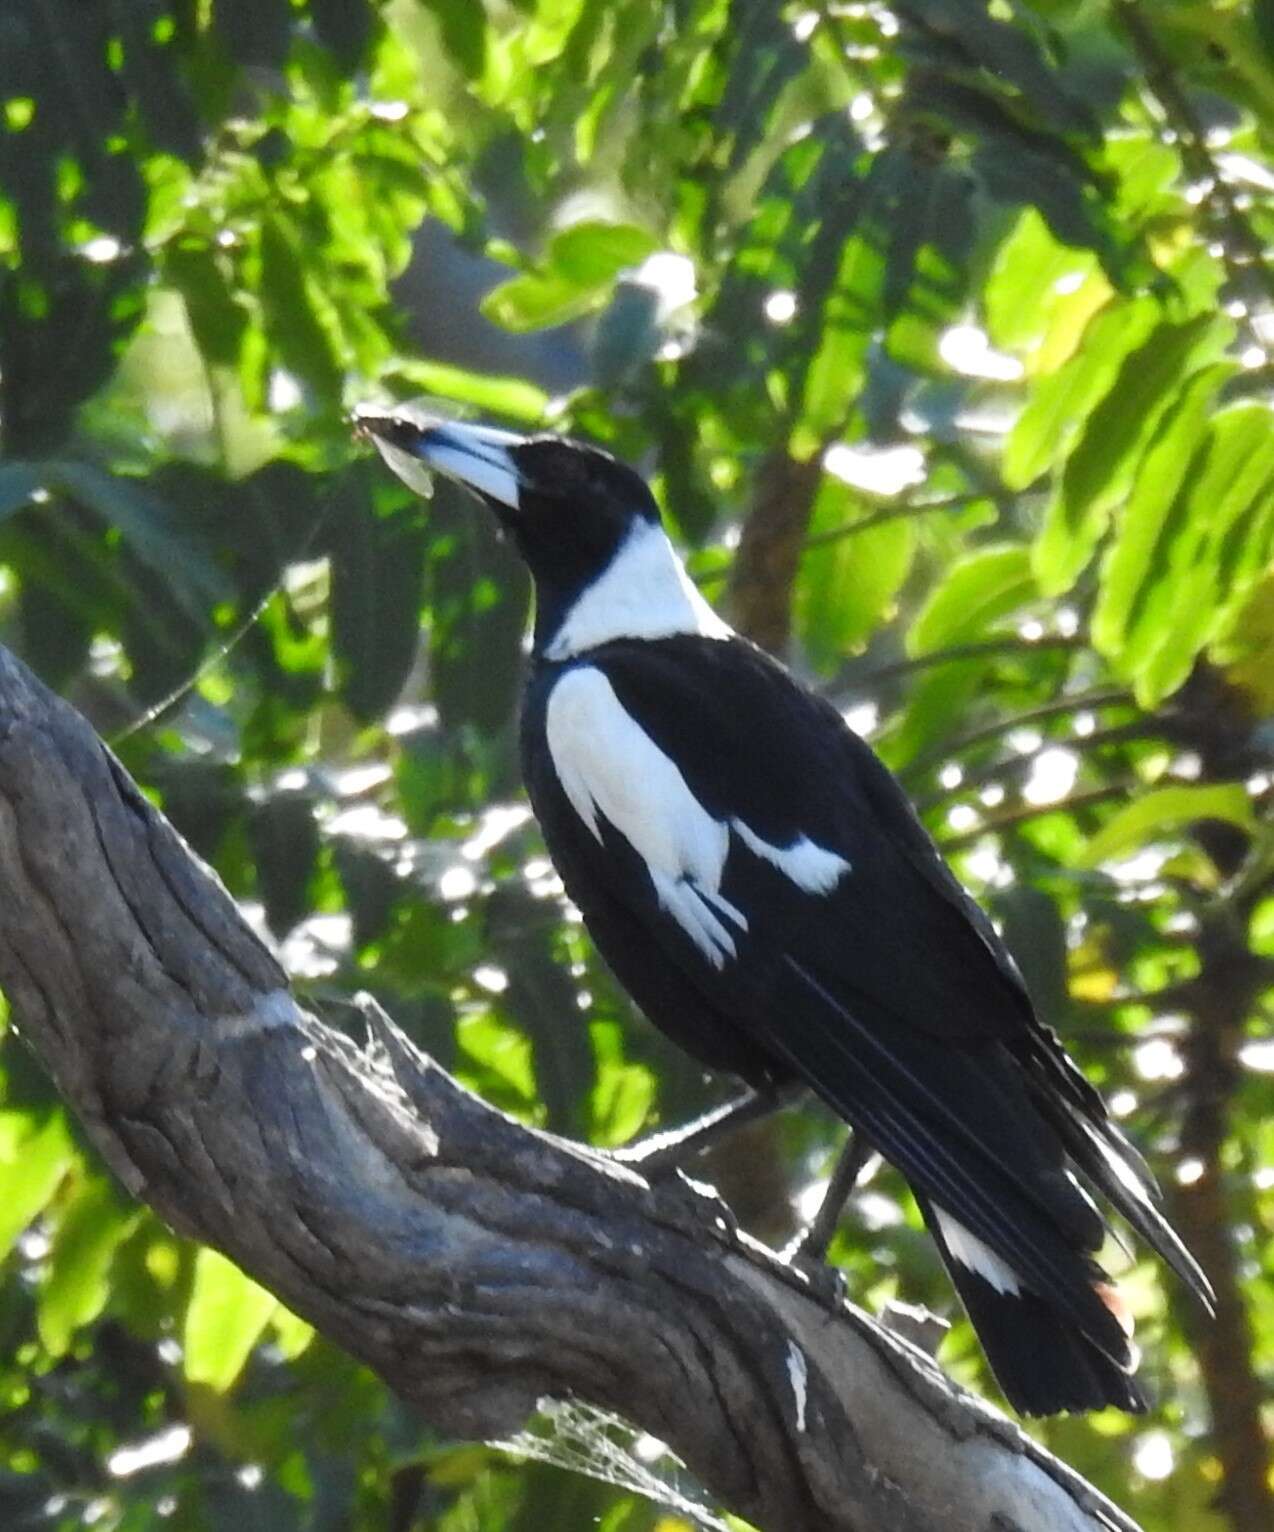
[[1171, 916, 1274, 1532], [0, 642, 1141, 1532], [723, 449, 823, 657]]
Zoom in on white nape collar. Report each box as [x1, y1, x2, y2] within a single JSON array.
[[544, 519, 732, 660]]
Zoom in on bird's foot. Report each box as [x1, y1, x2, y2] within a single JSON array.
[[609, 1086, 793, 1174], [610, 1126, 703, 1175], [780, 1234, 851, 1305]]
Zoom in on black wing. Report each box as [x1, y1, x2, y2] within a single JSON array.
[[521, 634, 1211, 1341]]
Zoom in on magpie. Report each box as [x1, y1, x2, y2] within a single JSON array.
[[356, 404, 1214, 1416]]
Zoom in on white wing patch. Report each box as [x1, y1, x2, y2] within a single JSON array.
[[544, 518, 732, 661], [786, 1340, 809, 1432], [933, 1206, 1022, 1296], [544, 667, 851, 966], [732, 819, 851, 893]]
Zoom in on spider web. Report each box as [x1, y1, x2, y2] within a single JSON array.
[[490, 1397, 734, 1530]]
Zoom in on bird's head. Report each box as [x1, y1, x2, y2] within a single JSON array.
[[355, 406, 724, 659]]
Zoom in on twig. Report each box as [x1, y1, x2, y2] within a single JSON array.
[[802, 494, 990, 552], [697, 495, 994, 590], [938, 783, 1132, 851], [902, 689, 1134, 781], [825, 635, 1081, 697], [1114, 1, 1274, 322], [915, 721, 1159, 810]]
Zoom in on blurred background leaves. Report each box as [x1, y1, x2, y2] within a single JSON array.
[[0, 1, 1271, 1529]]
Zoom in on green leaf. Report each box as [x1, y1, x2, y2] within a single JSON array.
[[45, 461, 230, 619], [250, 790, 320, 937], [258, 214, 345, 401], [39, 1176, 140, 1356], [421, 0, 488, 79], [271, 1303, 315, 1361], [589, 1059, 656, 1148], [547, 221, 656, 286], [878, 659, 987, 771], [480, 222, 657, 334], [1072, 785, 1255, 870], [796, 479, 916, 669], [1091, 362, 1233, 663], [1033, 315, 1232, 595], [1257, 0, 1274, 63], [901, 0, 1095, 135], [1118, 405, 1274, 704], [906, 544, 1035, 657], [167, 243, 248, 368], [0, 1109, 74, 1262], [184, 1247, 278, 1392], [480, 270, 601, 332], [455, 1012, 538, 1109], [792, 152, 907, 453], [1004, 298, 1157, 490], [427, 497, 530, 735], [329, 476, 429, 723], [985, 209, 1096, 353], [386, 361, 548, 423]]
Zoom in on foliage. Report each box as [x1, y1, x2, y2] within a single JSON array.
[[0, 2, 1272, 1529]]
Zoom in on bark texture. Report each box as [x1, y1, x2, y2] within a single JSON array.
[[1170, 917, 1274, 1532], [0, 642, 1143, 1532], [723, 449, 823, 656]]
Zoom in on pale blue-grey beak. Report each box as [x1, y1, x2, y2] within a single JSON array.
[[354, 406, 524, 511]]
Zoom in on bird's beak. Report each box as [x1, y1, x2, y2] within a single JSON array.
[[354, 408, 525, 512]]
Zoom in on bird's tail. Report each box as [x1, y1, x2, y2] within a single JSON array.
[[920, 1194, 1147, 1415]]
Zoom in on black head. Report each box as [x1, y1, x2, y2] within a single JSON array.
[[355, 407, 663, 645]]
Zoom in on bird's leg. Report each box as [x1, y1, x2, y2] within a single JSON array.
[[611, 1083, 797, 1173], [786, 1131, 875, 1264]]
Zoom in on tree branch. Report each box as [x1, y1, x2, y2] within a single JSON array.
[[1168, 928, 1274, 1532], [0, 644, 1142, 1532], [721, 450, 824, 654], [830, 634, 1081, 695], [902, 690, 1134, 782], [938, 783, 1134, 852], [915, 721, 1160, 811]]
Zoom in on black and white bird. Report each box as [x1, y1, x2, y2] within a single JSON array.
[[357, 405, 1213, 1416]]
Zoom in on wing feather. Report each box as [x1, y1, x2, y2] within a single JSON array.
[[524, 638, 1205, 1334]]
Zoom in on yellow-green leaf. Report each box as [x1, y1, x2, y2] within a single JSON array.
[[1091, 362, 1233, 663], [184, 1248, 278, 1392], [1072, 785, 1255, 870], [1004, 298, 1157, 491], [39, 1176, 140, 1356], [0, 1109, 74, 1261], [271, 1303, 316, 1362], [1033, 315, 1232, 596], [1124, 404, 1274, 705]]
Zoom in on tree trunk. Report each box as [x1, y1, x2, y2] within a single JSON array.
[[0, 643, 1142, 1532]]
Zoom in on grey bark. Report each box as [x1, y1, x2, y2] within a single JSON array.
[[0, 642, 1142, 1532]]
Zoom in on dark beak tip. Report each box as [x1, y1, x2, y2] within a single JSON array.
[[348, 406, 383, 441], [350, 402, 455, 449]]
